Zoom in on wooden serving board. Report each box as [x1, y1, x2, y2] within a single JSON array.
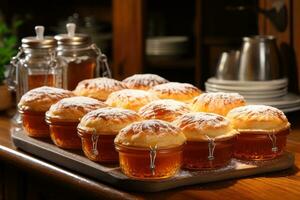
[[11, 127, 295, 192]]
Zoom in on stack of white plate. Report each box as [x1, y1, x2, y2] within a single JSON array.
[[205, 77, 300, 113], [146, 36, 189, 56]]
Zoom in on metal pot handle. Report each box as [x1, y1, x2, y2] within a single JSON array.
[[91, 44, 112, 78]]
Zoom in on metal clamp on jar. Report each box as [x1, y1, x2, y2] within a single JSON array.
[[9, 26, 61, 124], [55, 23, 111, 90]]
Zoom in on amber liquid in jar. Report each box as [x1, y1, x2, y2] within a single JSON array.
[[115, 144, 182, 180], [46, 118, 81, 149], [183, 137, 235, 170], [78, 129, 118, 163], [19, 110, 49, 138], [67, 58, 96, 90], [28, 74, 55, 90], [234, 129, 289, 160]]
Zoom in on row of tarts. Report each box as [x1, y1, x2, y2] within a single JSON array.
[[17, 74, 291, 180]]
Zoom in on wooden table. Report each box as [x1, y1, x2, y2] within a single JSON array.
[[0, 111, 300, 200]]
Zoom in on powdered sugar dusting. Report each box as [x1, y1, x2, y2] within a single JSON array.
[[193, 92, 245, 106], [152, 82, 200, 95], [175, 112, 230, 131], [75, 77, 128, 91], [82, 107, 139, 122], [139, 99, 190, 121], [227, 105, 288, 122], [123, 74, 169, 89]]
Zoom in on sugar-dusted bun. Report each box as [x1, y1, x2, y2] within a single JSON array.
[[115, 119, 186, 148], [18, 86, 74, 112], [226, 105, 290, 133], [123, 73, 169, 90], [191, 92, 246, 116], [78, 107, 141, 134], [73, 77, 128, 101], [150, 82, 201, 102], [139, 99, 190, 122], [106, 89, 158, 111], [173, 112, 237, 141], [46, 96, 107, 122]]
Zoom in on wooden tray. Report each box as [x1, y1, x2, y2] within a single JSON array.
[[11, 127, 295, 192]]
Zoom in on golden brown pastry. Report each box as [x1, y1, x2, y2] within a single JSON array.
[[226, 105, 290, 133], [18, 86, 74, 112], [105, 89, 158, 111], [115, 119, 186, 148], [173, 112, 237, 141], [191, 92, 246, 116], [122, 73, 169, 90], [139, 99, 190, 122], [78, 107, 141, 134], [46, 96, 107, 122], [73, 77, 128, 101], [150, 82, 201, 102]]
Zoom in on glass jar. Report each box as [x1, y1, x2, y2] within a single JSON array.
[[10, 26, 62, 124], [55, 23, 111, 90], [183, 137, 235, 170], [77, 128, 119, 163], [115, 144, 183, 180], [234, 129, 289, 160]]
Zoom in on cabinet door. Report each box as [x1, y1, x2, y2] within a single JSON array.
[[113, 0, 145, 80]]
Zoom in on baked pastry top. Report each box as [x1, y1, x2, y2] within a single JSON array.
[[191, 92, 246, 116], [78, 107, 141, 134], [106, 89, 159, 111], [150, 82, 201, 102], [173, 112, 237, 141], [46, 96, 107, 122], [18, 86, 74, 112], [139, 99, 190, 122], [122, 73, 169, 90], [114, 119, 186, 148], [73, 77, 128, 101], [226, 105, 290, 133]]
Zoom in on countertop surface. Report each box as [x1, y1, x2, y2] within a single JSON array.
[[0, 112, 300, 200]]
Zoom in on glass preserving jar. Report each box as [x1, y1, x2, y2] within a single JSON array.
[[55, 23, 111, 90], [9, 26, 62, 124]]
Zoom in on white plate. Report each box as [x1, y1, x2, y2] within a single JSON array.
[[205, 82, 287, 91], [207, 77, 288, 87], [246, 93, 300, 107], [205, 87, 287, 95]]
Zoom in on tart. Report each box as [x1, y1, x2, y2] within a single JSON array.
[[138, 99, 190, 122], [173, 112, 237, 170], [77, 107, 141, 163], [191, 92, 246, 116], [150, 82, 201, 102], [73, 77, 128, 101], [106, 89, 158, 111], [115, 119, 186, 179], [46, 96, 107, 149], [18, 86, 74, 137], [122, 73, 169, 90], [227, 105, 290, 160]]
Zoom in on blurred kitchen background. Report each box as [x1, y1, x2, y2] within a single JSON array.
[[0, 0, 299, 92]]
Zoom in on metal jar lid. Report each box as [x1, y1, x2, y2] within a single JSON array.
[[54, 23, 92, 47], [21, 26, 57, 49]]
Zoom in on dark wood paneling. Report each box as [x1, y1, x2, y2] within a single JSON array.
[[112, 0, 145, 80]]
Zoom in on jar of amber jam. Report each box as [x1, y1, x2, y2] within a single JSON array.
[[55, 23, 111, 91], [18, 86, 74, 137], [173, 112, 237, 170], [46, 96, 106, 149], [9, 26, 63, 124], [114, 119, 186, 179], [77, 107, 141, 163], [227, 105, 290, 161]]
